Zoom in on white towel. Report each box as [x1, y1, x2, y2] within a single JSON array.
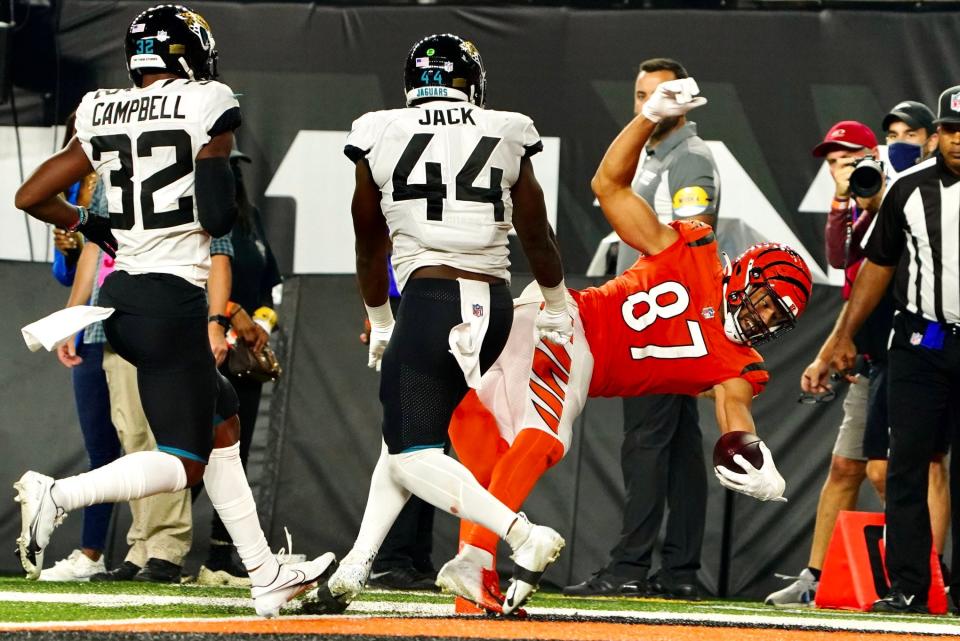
[[21, 306, 116, 352], [448, 279, 491, 390]]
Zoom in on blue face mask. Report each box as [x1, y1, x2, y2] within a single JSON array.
[[887, 141, 923, 172]]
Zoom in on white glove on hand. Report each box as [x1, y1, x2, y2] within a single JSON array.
[[641, 77, 708, 123], [365, 302, 394, 372], [367, 323, 393, 371], [713, 441, 787, 502], [535, 306, 573, 345]]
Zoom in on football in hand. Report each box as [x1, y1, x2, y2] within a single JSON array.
[[713, 431, 763, 474]]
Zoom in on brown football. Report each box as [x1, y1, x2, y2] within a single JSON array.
[[713, 431, 764, 473]]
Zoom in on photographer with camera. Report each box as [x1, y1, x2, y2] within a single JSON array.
[[764, 122, 882, 607]]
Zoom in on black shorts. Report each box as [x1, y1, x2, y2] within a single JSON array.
[[99, 271, 238, 462], [379, 278, 513, 454]]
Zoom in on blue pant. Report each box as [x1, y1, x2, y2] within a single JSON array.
[[71, 341, 121, 551]]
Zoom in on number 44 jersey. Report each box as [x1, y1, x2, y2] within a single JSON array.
[[76, 79, 240, 287], [344, 99, 543, 291], [572, 220, 770, 398]]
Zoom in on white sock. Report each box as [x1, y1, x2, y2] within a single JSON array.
[[353, 441, 411, 554], [389, 448, 517, 539], [504, 514, 532, 550], [459, 543, 495, 570], [203, 442, 276, 586], [51, 451, 186, 512]]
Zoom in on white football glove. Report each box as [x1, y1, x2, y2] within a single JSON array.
[[713, 441, 787, 502], [641, 77, 708, 123], [535, 307, 574, 345], [365, 302, 394, 372], [367, 323, 393, 371]]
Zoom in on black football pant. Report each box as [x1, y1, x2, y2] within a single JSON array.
[[884, 311, 959, 598], [606, 393, 706, 584]]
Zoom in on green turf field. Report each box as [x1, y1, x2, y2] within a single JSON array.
[[0, 576, 957, 627]]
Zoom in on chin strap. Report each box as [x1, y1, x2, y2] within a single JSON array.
[[178, 57, 195, 80], [721, 252, 747, 345]]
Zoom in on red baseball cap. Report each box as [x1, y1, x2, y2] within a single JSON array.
[[811, 120, 878, 157]]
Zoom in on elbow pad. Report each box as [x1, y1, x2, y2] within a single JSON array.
[[195, 157, 237, 238]]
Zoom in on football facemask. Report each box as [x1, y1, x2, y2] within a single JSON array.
[[722, 244, 812, 347]]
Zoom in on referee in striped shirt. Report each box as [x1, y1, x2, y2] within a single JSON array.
[[831, 84, 960, 614]]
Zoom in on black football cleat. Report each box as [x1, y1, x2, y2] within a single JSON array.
[[870, 590, 928, 614]]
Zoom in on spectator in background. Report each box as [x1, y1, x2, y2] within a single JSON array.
[[41, 120, 121, 581], [883, 101, 939, 171], [565, 56, 719, 600], [830, 85, 960, 613], [197, 149, 282, 587], [765, 120, 882, 606]]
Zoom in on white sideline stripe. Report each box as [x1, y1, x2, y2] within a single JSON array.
[[0, 591, 251, 608], [0, 593, 955, 636]]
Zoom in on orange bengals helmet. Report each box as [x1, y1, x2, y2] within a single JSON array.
[[722, 243, 813, 346]]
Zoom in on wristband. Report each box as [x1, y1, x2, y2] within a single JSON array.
[[226, 301, 241, 319], [364, 301, 394, 330], [67, 206, 88, 232], [539, 280, 568, 313], [831, 198, 850, 210], [208, 314, 231, 330]]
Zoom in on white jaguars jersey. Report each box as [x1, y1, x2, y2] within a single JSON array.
[[75, 78, 240, 287], [345, 99, 543, 290]]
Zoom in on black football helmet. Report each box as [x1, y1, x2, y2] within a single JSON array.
[[403, 34, 486, 107], [124, 4, 218, 86]]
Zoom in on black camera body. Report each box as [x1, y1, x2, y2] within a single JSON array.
[[849, 155, 885, 198]]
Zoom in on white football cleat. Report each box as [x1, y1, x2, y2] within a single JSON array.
[[251, 552, 336, 618], [503, 519, 564, 615], [39, 549, 105, 582], [14, 471, 67, 580], [437, 545, 516, 615], [301, 547, 374, 615], [764, 568, 819, 607]]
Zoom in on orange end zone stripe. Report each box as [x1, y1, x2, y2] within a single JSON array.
[[20, 617, 959, 641]]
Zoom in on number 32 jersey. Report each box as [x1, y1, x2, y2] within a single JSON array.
[[572, 220, 769, 398], [76, 79, 240, 287], [344, 100, 543, 291]]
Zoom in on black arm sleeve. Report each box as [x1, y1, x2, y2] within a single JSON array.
[[195, 157, 237, 238]]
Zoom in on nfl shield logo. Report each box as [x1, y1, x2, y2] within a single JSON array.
[[910, 332, 923, 346], [701, 306, 715, 319], [951, 92, 960, 112], [472, 304, 484, 317]]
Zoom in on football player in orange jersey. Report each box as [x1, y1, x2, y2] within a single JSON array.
[[436, 78, 814, 614]]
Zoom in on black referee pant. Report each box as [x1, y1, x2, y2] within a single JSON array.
[[606, 393, 706, 584], [885, 311, 960, 598]]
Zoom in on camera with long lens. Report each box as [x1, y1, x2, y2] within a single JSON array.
[[849, 155, 885, 198]]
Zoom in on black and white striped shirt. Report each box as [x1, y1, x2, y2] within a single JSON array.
[[863, 155, 960, 324]]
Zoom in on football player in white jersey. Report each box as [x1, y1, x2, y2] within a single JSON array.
[[13, 4, 332, 617], [303, 34, 571, 617]]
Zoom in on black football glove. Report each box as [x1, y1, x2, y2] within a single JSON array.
[[71, 207, 118, 258]]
